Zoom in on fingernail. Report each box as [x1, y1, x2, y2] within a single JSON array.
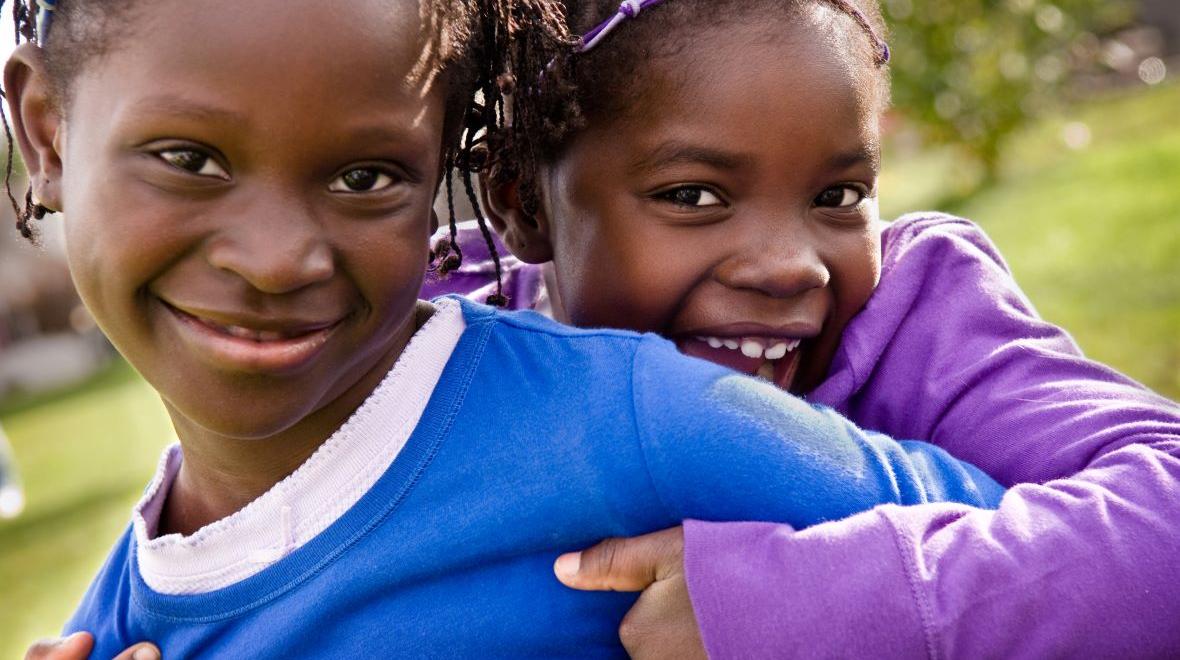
[[554, 552, 581, 580], [133, 646, 160, 660]]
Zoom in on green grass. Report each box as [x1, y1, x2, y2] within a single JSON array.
[[0, 83, 1177, 655], [0, 360, 171, 657], [881, 82, 1180, 399]]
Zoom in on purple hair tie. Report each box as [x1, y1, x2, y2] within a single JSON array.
[[578, 0, 890, 65], [579, 0, 667, 52]]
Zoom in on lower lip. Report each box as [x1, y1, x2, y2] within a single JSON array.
[[161, 302, 339, 373], [676, 338, 804, 391]]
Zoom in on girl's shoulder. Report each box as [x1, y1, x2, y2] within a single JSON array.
[[880, 212, 1013, 279]]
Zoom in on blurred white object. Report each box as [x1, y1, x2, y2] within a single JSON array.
[[0, 423, 24, 520], [1138, 57, 1167, 84], [1062, 121, 1092, 150]]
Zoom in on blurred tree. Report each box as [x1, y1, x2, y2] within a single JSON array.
[[884, 0, 1137, 181]]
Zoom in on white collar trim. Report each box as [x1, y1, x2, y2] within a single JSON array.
[[133, 298, 466, 595]]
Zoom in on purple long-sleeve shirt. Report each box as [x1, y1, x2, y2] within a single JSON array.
[[422, 213, 1180, 656]]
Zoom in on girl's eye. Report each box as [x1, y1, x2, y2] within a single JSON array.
[[656, 186, 725, 208], [814, 185, 867, 209], [158, 149, 228, 179], [329, 168, 397, 193]]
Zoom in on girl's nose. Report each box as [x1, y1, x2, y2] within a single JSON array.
[[206, 195, 335, 294], [714, 222, 830, 299]]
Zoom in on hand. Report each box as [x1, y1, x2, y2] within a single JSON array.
[[25, 633, 160, 660], [554, 526, 706, 659]]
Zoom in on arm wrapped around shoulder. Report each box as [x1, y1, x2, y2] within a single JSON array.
[[629, 336, 1003, 528]]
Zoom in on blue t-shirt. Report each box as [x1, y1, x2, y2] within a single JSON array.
[[67, 298, 1002, 658]]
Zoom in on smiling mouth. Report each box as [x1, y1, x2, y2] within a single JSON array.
[[160, 300, 343, 373], [677, 335, 806, 390]]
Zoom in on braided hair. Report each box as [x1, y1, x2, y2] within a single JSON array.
[[484, 0, 892, 228], [433, 0, 574, 306], [0, 0, 570, 305]]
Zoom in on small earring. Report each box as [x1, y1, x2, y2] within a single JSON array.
[[29, 183, 55, 217]]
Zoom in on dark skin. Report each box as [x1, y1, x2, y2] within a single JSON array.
[[8, 0, 447, 537], [489, 10, 883, 396], [486, 8, 885, 658], [23, 5, 882, 659], [12, 0, 447, 654]]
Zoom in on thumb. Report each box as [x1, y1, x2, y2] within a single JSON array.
[[112, 643, 161, 660], [25, 633, 93, 660], [554, 526, 685, 592]]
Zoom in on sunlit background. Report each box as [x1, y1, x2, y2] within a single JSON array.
[[1, 0, 1178, 652]]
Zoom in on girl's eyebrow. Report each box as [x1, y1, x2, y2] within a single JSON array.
[[130, 95, 249, 126], [630, 141, 754, 174], [826, 146, 881, 173]]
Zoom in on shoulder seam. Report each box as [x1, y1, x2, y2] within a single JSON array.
[[628, 337, 679, 522]]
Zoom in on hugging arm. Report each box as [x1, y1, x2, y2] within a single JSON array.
[[629, 336, 1004, 529], [679, 218, 1180, 656]]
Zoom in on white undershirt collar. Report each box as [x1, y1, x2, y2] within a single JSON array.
[[133, 298, 466, 595]]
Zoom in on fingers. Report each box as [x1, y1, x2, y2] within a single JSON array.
[[554, 526, 685, 592], [24, 635, 160, 660], [113, 643, 161, 660], [618, 577, 707, 660], [24, 633, 93, 660]]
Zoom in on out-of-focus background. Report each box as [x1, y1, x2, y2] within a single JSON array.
[[1, 0, 1178, 652]]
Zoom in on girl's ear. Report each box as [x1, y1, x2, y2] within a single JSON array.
[[4, 43, 65, 212], [479, 172, 554, 265]]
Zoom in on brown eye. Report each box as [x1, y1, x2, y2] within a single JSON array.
[[815, 186, 865, 209], [329, 168, 396, 193], [158, 149, 229, 179], [657, 186, 724, 208]]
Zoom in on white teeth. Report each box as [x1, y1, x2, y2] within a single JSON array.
[[218, 323, 288, 342], [698, 336, 803, 359], [225, 325, 256, 339], [740, 340, 764, 359], [764, 343, 788, 360]]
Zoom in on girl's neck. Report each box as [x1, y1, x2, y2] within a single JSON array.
[[158, 302, 435, 537]]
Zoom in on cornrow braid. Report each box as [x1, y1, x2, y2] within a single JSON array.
[[435, 0, 573, 306], [483, 0, 891, 230], [2, 0, 43, 242]]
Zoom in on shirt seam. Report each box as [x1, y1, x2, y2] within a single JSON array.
[[627, 337, 679, 522], [883, 508, 939, 660]]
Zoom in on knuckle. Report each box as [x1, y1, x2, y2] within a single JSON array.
[[24, 640, 54, 660], [618, 617, 640, 648], [591, 537, 626, 584], [618, 612, 653, 656]]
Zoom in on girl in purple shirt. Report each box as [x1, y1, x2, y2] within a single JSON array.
[[422, 0, 1180, 655]]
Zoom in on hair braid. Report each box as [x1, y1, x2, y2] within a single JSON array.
[[2, 0, 45, 242], [432, 0, 572, 306]]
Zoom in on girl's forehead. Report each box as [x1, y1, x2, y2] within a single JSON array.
[[591, 8, 882, 127], [644, 21, 875, 124], [62, 0, 454, 171], [72, 0, 447, 112]]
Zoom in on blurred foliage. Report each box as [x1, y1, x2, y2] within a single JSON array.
[[884, 0, 1138, 179]]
